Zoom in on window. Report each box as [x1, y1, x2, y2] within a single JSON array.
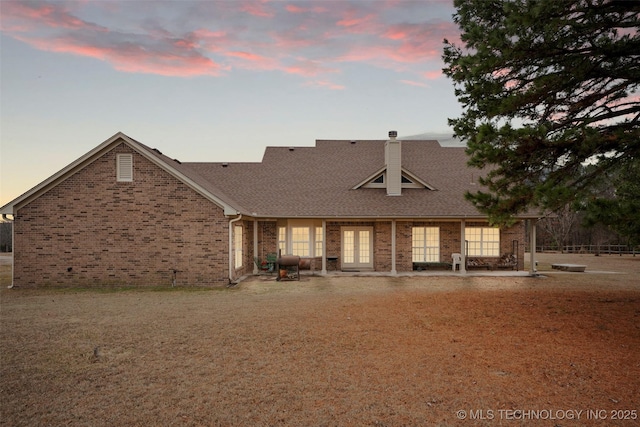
[[116, 153, 133, 182], [234, 225, 243, 269], [291, 227, 310, 256], [412, 227, 440, 262], [278, 227, 286, 254], [315, 227, 323, 256], [465, 227, 500, 256], [278, 222, 323, 257]]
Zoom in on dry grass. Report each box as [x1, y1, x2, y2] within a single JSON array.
[[1, 253, 639, 426]]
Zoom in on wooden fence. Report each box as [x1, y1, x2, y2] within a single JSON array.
[[536, 244, 638, 255]]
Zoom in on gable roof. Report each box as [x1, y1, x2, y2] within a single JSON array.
[[2, 132, 539, 220], [0, 132, 240, 216], [185, 139, 500, 219]]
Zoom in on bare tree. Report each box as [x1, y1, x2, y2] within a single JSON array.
[[538, 205, 578, 253]]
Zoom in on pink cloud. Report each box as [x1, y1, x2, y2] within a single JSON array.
[[336, 13, 377, 33], [0, 1, 105, 31], [423, 70, 443, 80], [283, 60, 338, 77], [226, 51, 266, 61], [0, 1, 460, 87], [20, 34, 223, 77], [285, 4, 328, 14], [224, 50, 279, 71], [239, 1, 274, 18], [304, 80, 345, 90], [400, 80, 428, 88]]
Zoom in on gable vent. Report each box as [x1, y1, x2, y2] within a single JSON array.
[[117, 153, 133, 182]]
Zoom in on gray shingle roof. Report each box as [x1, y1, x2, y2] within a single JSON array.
[[179, 139, 492, 219]]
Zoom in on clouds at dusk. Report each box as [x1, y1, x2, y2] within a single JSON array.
[[0, 0, 458, 87]]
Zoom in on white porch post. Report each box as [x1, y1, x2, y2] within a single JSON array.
[[460, 219, 467, 274], [529, 219, 537, 275], [391, 220, 397, 275], [253, 219, 259, 275], [321, 219, 327, 274]]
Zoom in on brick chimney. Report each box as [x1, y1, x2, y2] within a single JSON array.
[[385, 130, 401, 196]]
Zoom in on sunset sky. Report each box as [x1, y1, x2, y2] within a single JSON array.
[[0, 0, 463, 206]]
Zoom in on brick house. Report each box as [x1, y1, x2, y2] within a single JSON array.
[[1, 131, 540, 287]]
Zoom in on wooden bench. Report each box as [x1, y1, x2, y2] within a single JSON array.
[[552, 263, 587, 272], [466, 258, 492, 270]]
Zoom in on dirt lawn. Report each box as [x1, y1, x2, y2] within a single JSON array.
[[1, 253, 639, 426]]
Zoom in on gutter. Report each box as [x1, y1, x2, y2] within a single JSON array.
[[228, 214, 243, 284]]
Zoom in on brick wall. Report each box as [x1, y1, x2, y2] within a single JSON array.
[[13, 143, 230, 287], [325, 220, 525, 273]]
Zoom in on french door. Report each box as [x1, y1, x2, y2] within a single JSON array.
[[341, 227, 373, 270]]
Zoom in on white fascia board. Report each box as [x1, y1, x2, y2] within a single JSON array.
[[1, 132, 128, 215], [351, 166, 387, 190]]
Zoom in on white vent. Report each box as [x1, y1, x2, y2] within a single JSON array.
[[117, 153, 133, 182]]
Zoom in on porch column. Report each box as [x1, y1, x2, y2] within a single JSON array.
[[391, 220, 397, 275], [321, 219, 327, 274], [253, 219, 259, 274], [529, 219, 537, 275], [460, 220, 467, 273]]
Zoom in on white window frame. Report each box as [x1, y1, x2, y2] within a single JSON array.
[[315, 226, 323, 257], [341, 226, 373, 269], [116, 153, 133, 182], [465, 227, 500, 257], [234, 225, 243, 269], [412, 227, 440, 262], [278, 221, 323, 257], [278, 226, 287, 255], [291, 226, 311, 257]]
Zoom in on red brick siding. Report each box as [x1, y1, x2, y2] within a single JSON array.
[[13, 143, 230, 287], [326, 220, 526, 273]]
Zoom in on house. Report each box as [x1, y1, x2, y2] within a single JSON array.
[[0, 131, 540, 287]]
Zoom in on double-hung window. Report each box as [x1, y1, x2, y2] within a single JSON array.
[[465, 227, 500, 256], [234, 225, 243, 269], [291, 227, 311, 256], [412, 227, 440, 262], [278, 223, 323, 257]]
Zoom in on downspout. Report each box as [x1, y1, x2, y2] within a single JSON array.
[[228, 214, 243, 283], [2, 214, 14, 288]]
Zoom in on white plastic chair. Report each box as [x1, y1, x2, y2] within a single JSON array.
[[452, 253, 462, 271]]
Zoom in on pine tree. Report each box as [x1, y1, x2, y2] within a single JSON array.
[[443, 0, 640, 227]]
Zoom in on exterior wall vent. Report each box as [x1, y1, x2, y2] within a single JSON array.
[[116, 153, 133, 182]]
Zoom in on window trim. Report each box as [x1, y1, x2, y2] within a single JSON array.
[[465, 227, 500, 257], [278, 221, 323, 257], [412, 226, 440, 262], [234, 225, 243, 269]]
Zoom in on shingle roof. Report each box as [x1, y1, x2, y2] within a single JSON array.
[[180, 139, 493, 219]]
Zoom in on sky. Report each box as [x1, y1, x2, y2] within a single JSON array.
[[0, 0, 463, 207]]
